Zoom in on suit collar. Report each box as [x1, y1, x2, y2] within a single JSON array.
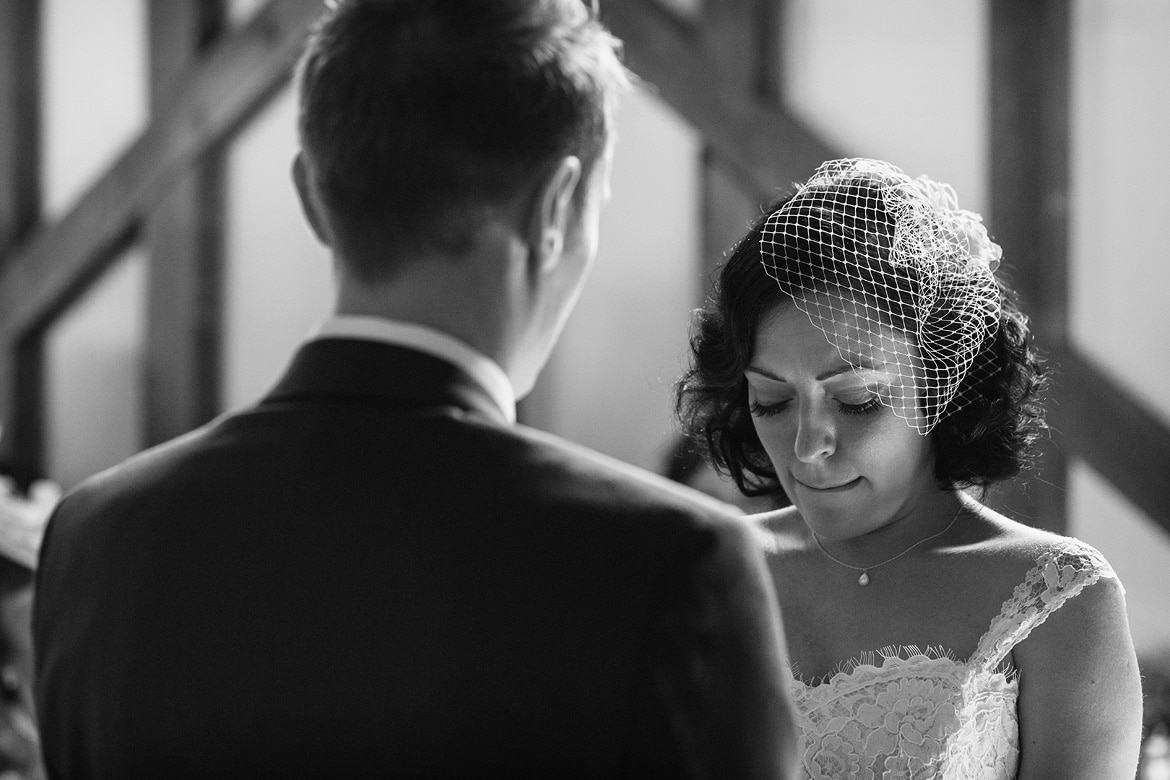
[[264, 339, 510, 426], [309, 316, 516, 423]]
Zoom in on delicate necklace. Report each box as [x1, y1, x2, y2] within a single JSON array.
[[812, 506, 963, 586]]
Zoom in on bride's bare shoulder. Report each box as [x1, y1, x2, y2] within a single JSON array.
[[962, 497, 1087, 558]]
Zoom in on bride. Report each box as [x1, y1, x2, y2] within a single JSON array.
[[677, 158, 1142, 778]]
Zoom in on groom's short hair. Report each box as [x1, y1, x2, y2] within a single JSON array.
[[297, 0, 628, 281]]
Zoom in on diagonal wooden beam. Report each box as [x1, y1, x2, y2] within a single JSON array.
[[604, 0, 837, 198], [1051, 347, 1170, 535], [0, 0, 321, 347]]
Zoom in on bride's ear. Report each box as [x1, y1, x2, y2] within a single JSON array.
[[526, 155, 582, 274]]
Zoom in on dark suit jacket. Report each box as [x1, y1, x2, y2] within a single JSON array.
[[34, 339, 792, 778]]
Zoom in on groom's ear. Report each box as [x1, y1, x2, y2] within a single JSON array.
[[292, 151, 334, 248], [525, 155, 582, 275]]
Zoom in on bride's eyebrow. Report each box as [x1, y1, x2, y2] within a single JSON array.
[[746, 358, 891, 383], [745, 365, 787, 382]]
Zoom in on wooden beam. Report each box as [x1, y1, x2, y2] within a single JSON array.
[[0, 0, 40, 258], [149, 1, 225, 108], [987, 0, 1072, 532], [0, 336, 44, 493], [0, 0, 41, 471], [0, 0, 322, 345], [143, 0, 226, 445], [0, 362, 11, 476], [989, 0, 1071, 342], [1051, 347, 1170, 536], [143, 171, 224, 445], [8, 337, 44, 485], [755, 0, 785, 107], [700, 145, 767, 302], [604, 0, 837, 197], [698, 0, 762, 94]]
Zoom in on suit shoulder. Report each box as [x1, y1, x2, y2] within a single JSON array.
[[505, 423, 744, 520], [41, 417, 230, 544], [72, 417, 216, 485], [450, 423, 763, 573]]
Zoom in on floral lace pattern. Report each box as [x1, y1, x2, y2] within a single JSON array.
[[790, 538, 1116, 779]]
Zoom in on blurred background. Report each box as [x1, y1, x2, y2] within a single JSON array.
[[0, 0, 1167, 773]]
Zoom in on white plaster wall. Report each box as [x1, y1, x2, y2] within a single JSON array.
[[531, 86, 703, 473], [221, 85, 334, 413], [1070, 0, 1170, 427], [44, 251, 147, 489], [1068, 460, 1170, 660], [783, 0, 989, 215], [39, 0, 149, 488], [39, 0, 148, 218]]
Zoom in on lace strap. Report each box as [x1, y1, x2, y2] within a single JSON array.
[[971, 538, 1118, 671]]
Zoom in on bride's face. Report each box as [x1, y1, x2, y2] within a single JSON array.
[[745, 301, 938, 540]]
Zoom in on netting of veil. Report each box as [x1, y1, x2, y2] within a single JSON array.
[[759, 158, 1003, 434]]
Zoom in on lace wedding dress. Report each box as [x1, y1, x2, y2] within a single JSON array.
[[790, 538, 1116, 779]]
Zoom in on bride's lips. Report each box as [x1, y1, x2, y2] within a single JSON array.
[[793, 476, 862, 493]]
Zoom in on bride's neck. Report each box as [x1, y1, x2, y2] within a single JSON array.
[[814, 488, 966, 558]]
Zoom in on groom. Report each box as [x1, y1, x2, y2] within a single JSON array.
[[34, 0, 796, 775]]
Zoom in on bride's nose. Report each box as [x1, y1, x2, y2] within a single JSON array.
[[794, 399, 836, 463]]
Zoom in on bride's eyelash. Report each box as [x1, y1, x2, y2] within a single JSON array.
[[750, 400, 790, 418], [838, 396, 883, 415], [749, 395, 884, 418]]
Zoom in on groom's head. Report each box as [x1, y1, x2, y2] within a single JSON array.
[[292, 0, 628, 394], [293, 0, 626, 277]]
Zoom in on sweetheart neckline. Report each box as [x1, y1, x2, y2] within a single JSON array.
[[788, 645, 1018, 691], [785, 538, 1114, 690]]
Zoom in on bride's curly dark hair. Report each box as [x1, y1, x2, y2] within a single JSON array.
[[675, 194, 1048, 500]]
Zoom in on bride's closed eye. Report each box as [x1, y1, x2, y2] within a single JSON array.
[[749, 399, 791, 417], [749, 394, 883, 418], [838, 396, 882, 415]]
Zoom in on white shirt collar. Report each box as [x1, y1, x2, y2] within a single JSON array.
[[308, 315, 516, 424]]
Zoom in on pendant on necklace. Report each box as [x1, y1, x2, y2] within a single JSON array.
[[858, 571, 870, 586]]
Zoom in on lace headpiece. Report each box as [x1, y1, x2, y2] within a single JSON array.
[[760, 158, 1002, 434]]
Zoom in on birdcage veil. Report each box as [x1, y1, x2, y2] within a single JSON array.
[[759, 158, 1003, 434]]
